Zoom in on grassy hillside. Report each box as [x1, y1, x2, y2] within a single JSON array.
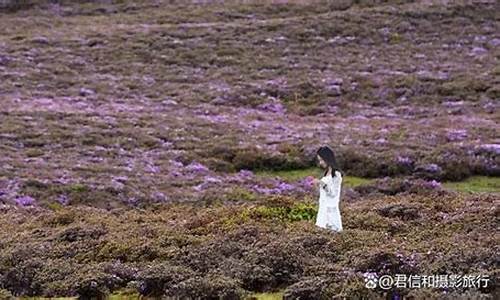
[[0, 0, 498, 298]]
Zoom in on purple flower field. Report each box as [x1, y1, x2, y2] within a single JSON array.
[[0, 0, 498, 299]]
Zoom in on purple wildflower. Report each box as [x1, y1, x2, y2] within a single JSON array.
[[171, 171, 183, 177], [193, 183, 206, 192], [397, 156, 413, 165], [441, 100, 464, 108], [257, 101, 286, 114], [185, 161, 209, 173], [446, 129, 467, 142], [250, 184, 274, 195], [127, 197, 139, 206], [488, 38, 500, 47], [170, 160, 184, 168], [205, 176, 222, 183], [57, 194, 69, 205], [477, 144, 500, 155], [15, 195, 35, 206], [113, 176, 128, 183], [193, 175, 222, 192], [151, 191, 167, 202], [202, 114, 228, 123], [146, 164, 160, 173], [275, 182, 295, 192], [423, 163, 442, 173], [469, 47, 487, 56], [238, 169, 254, 178], [425, 180, 441, 189], [299, 176, 315, 188], [250, 181, 297, 195]]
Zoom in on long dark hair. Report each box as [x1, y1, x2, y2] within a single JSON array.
[[317, 146, 342, 177]]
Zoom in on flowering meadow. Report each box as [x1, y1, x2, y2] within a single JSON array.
[[0, 0, 498, 299]]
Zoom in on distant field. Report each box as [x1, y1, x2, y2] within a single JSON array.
[[0, 0, 498, 298]]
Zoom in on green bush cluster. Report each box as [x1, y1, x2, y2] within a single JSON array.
[[242, 202, 317, 223]]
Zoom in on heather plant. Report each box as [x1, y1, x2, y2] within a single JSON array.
[[0, 0, 498, 298]]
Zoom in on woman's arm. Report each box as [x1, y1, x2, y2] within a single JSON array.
[[320, 177, 334, 196], [321, 175, 342, 204], [312, 177, 325, 188]]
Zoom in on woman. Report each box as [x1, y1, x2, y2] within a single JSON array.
[[311, 145, 343, 232]]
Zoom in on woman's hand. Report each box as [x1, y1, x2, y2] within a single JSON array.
[[307, 176, 321, 186], [304, 176, 323, 188]]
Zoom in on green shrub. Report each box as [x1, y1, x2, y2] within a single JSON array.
[[245, 202, 317, 222]]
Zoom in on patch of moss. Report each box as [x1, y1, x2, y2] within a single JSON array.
[[107, 290, 141, 299], [342, 176, 373, 188], [443, 176, 500, 193], [247, 291, 285, 300], [255, 166, 322, 181], [245, 202, 317, 223]]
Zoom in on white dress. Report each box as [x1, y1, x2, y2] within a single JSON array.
[[315, 170, 343, 232]]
